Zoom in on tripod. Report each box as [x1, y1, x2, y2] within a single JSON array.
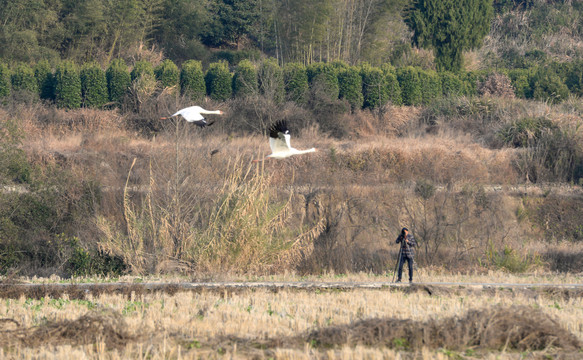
[[391, 237, 405, 283]]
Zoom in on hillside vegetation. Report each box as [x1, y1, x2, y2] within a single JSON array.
[[0, 0, 582, 277]]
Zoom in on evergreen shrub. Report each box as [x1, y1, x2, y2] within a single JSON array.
[[528, 67, 570, 103], [233, 59, 257, 97], [461, 70, 489, 96], [258, 58, 284, 103], [205, 60, 232, 101], [131, 60, 154, 82], [283, 62, 308, 104], [11, 64, 37, 93], [180, 60, 206, 100], [396, 66, 422, 106], [338, 66, 363, 110], [80, 63, 108, 108], [106, 59, 131, 104], [54, 61, 81, 109], [154, 59, 179, 89], [507, 68, 531, 98], [498, 117, 558, 147], [33, 60, 54, 100], [307, 62, 339, 101], [439, 71, 464, 96], [418, 69, 442, 104], [361, 65, 388, 109], [382, 67, 403, 106], [565, 60, 583, 96], [0, 63, 10, 98]]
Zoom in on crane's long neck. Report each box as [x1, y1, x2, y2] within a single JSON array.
[[201, 109, 221, 115], [294, 148, 316, 155]]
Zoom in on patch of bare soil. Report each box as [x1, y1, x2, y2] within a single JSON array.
[[0, 309, 134, 349], [307, 305, 581, 352]]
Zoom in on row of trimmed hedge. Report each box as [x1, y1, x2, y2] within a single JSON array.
[[1, 59, 582, 109]]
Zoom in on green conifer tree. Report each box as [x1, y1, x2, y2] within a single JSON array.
[[439, 71, 464, 96], [11, 64, 37, 93], [283, 62, 309, 105], [307, 62, 339, 101], [361, 64, 402, 109], [258, 58, 284, 104], [205, 61, 232, 101], [338, 66, 364, 110], [528, 67, 569, 104], [0, 63, 11, 98], [233, 59, 258, 97], [418, 69, 442, 104], [396, 67, 422, 106], [106, 59, 131, 105], [381, 65, 403, 106], [131, 61, 154, 82], [80, 63, 108, 108], [33, 60, 54, 100], [406, 0, 493, 72], [155, 59, 179, 89], [54, 61, 82, 109], [180, 60, 206, 100]]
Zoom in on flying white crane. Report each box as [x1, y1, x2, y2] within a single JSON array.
[[253, 120, 316, 162], [161, 106, 223, 127]]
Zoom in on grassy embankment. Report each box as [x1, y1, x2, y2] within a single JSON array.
[[4, 91, 582, 276]]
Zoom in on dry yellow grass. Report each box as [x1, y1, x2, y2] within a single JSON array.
[[0, 275, 582, 359]]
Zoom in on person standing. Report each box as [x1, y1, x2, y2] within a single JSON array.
[[396, 227, 417, 283]]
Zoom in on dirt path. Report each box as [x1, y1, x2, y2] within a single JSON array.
[[2, 280, 582, 301]]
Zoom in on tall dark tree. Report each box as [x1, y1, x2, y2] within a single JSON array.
[[202, 0, 261, 49], [405, 0, 493, 72], [154, 0, 209, 61], [0, 0, 61, 63]]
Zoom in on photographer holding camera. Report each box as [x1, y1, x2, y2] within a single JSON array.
[[395, 227, 417, 283]]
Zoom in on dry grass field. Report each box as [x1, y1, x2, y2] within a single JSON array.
[[0, 271, 582, 359]]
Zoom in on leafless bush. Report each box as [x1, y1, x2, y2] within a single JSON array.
[[297, 186, 404, 274], [511, 121, 583, 184], [524, 194, 583, 242], [419, 96, 527, 145], [308, 305, 581, 351], [538, 240, 583, 273], [222, 97, 314, 136], [477, 72, 516, 98], [402, 182, 514, 267], [338, 105, 417, 139], [0, 309, 134, 349]]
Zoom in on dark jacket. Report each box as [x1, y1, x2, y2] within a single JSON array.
[[396, 233, 416, 257]]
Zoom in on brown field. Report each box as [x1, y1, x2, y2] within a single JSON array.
[[1, 272, 583, 359]]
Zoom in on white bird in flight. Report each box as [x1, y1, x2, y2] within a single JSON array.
[[254, 120, 316, 162], [161, 105, 223, 127]]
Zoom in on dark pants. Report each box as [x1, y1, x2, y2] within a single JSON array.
[[397, 255, 414, 281]]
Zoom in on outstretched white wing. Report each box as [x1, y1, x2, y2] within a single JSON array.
[[269, 134, 292, 155]]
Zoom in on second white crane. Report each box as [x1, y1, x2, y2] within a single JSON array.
[[254, 120, 316, 162]]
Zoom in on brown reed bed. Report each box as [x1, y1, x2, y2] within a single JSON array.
[[0, 304, 579, 357], [307, 305, 581, 352]]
